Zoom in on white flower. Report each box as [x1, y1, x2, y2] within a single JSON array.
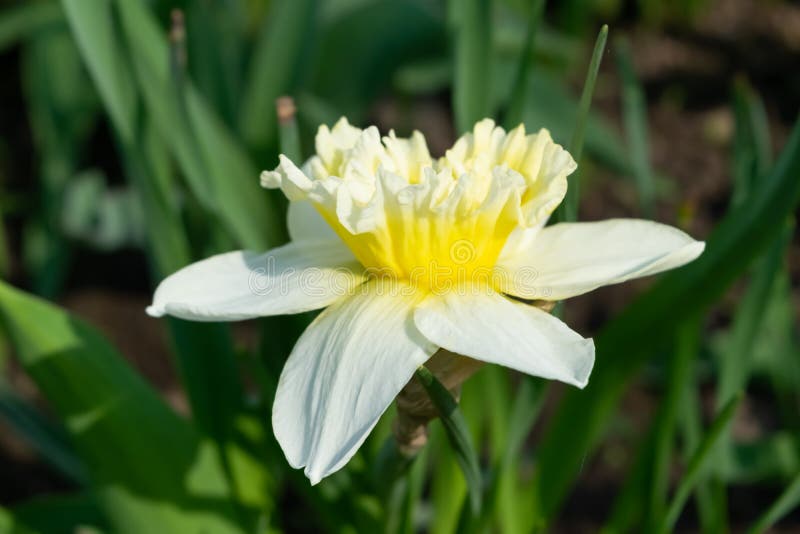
[[147, 118, 705, 484]]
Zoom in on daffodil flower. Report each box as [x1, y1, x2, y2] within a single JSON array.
[[147, 118, 704, 484]]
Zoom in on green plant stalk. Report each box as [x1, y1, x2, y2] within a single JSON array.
[[276, 96, 303, 162], [559, 24, 609, 223], [416, 365, 483, 515]]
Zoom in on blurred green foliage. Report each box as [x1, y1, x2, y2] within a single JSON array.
[[0, 0, 797, 533]]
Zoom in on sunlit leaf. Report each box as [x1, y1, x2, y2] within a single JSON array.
[[0, 281, 248, 534]]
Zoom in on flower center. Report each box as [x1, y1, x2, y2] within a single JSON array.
[[262, 118, 576, 292]]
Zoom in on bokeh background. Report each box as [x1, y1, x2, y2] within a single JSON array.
[[0, 0, 798, 532]]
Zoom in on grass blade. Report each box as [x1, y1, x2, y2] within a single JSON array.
[[658, 394, 742, 533], [416, 365, 482, 515], [557, 24, 609, 222], [451, 0, 491, 133]]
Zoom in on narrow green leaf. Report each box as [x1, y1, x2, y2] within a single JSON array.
[[503, 0, 546, 128], [0, 281, 248, 534], [60, 0, 136, 142], [570, 25, 609, 159], [557, 24, 609, 222], [716, 221, 793, 406], [533, 116, 800, 519], [646, 319, 698, 530], [746, 472, 800, 534], [451, 0, 492, 133], [658, 394, 742, 533], [679, 360, 719, 533], [184, 0, 243, 126], [522, 71, 631, 178], [239, 0, 317, 153], [416, 365, 482, 515], [615, 37, 656, 216], [429, 426, 468, 534]]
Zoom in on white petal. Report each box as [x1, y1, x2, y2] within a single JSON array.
[[414, 289, 595, 388], [147, 240, 364, 321], [287, 200, 338, 242], [273, 280, 434, 484], [497, 218, 705, 300]]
